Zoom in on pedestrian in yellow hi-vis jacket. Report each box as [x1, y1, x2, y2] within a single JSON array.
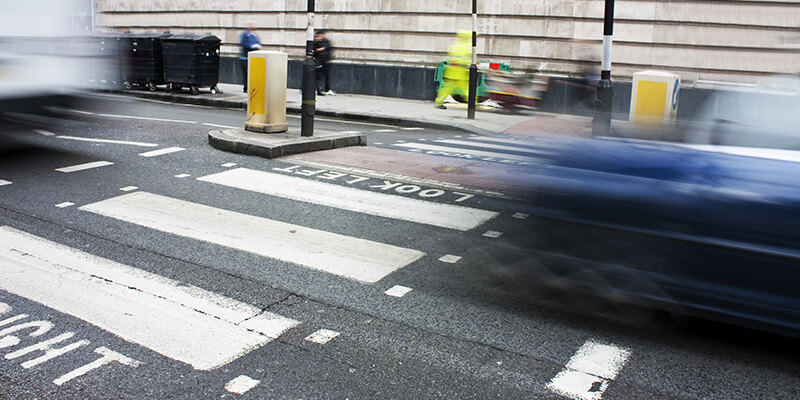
[[435, 31, 474, 109]]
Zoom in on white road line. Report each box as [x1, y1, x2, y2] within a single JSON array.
[[120, 186, 138, 192], [392, 142, 542, 163], [512, 213, 529, 219], [340, 130, 362, 134], [225, 375, 261, 394], [0, 226, 299, 371], [401, 127, 425, 131], [203, 123, 239, 129], [97, 113, 197, 124], [174, 174, 191, 178], [139, 147, 185, 157], [385, 285, 413, 298], [55, 161, 114, 173], [0, 180, 11, 187], [55, 202, 75, 208], [197, 168, 498, 231], [33, 129, 55, 136], [80, 192, 424, 284], [221, 163, 237, 168], [305, 329, 340, 344], [547, 340, 632, 400], [56, 136, 159, 147], [471, 136, 557, 147], [438, 255, 462, 263], [66, 109, 94, 115], [483, 230, 503, 238], [434, 139, 551, 155], [373, 129, 397, 133]]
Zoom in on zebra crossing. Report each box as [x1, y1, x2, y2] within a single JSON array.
[[389, 134, 558, 166]]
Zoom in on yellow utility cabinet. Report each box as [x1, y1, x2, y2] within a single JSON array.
[[246, 51, 288, 133], [629, 70, 680, 125]]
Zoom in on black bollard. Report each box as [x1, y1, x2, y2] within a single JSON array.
[[301, 40, 316, 137]]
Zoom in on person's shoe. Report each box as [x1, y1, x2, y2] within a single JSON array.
[[325, 90, 336, 96], [435, 104, 447, 109]]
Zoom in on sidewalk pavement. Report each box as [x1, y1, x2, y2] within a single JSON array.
[[120, 82, 593, 158]]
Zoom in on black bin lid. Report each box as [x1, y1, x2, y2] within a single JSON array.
[[162, 34, 220, 43]]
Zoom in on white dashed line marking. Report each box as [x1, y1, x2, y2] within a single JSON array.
[[438, 255, 462, 263], [385, 285, 413, 298], [0, 180, 11, 187], [174, 174, 191, 179], [203, 123, 239, 129], [55, 202, 75, 208], [548, 340, 632, 400], [225, 375, 261, 394], [55, 161, 114, 173], [373, 129, 397, 133], [97, 113, 197, 124], [401, 127, 425, 131], [139, 147, 185, 157], [373, 142, 384, 145], [221, 163, 237, 168], [119, 186, 138, 192], [512, 213, 529, 219], [33, 129, 55, 136], [305, 329, 341, 345], [340, 130, 362, 134], [483, 231, 503, 238], [56, 136, 158, 147]]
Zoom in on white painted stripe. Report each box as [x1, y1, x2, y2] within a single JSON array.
[[80, 192, 424, 283], [483, 230, 503, 238], [197, 168, 498, 231], [203, 123, 239, 129], [97, 113, 197, 124], [0, 226, 299, 371], [66, 109, 94, 115], [340, 130, 362, 134], [55, 161, 114, 173], [547, 340, 632, 400], [385, 285, 413, 298], [221, 163, 237, 168], [438, 254, 462, 263], [512, 213, 529, 219], [174, 174, 191, 178], [373, 129, 397, 133], [139, 147, 185, 157], [393, 142, 542, 162], [119, 186, 138, 192], [401, 127, 425, 131], [225, 375, 261, 394], [55, 202, 75, 208], [434, 139, 550, 155], [305, 329, 340, 344], [56, 136, 158, 147], [33, 129, 55, 136], [0, 180, 11, 187], [471, 136, 557, 147]]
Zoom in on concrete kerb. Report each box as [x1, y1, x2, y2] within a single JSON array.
[[208, 128, 367, 159]]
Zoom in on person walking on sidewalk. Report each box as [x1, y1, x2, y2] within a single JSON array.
[[239, 21, 262, 93], [313, 30, 335, 96], [435, 31, 473, 109]]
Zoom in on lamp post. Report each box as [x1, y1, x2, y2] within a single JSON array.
[[301, 0, 316, 137], [467, 0, 478, 120], [593, 0, 614, 136]]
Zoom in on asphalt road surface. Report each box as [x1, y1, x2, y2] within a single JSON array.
[[0, 94, 797, 400]]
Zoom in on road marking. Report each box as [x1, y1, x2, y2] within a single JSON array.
[[33, 129, 55, 136], [305, 329, 340, 344], [197, 168, 498, 231], [373, 129, 396, 133], [66, 109, 94, 115], [80, 192, 424, 284], [203, 123, 239, 129], [0, 180, 11, 187], [56, 136, 159, 147], [438, 254, 462, 263], [225, 375, 261, 394], [53, 347, 142, 386], [548, 340, 631, 400], [512, 213, 529, 219], [434, 139, 551, 155], [393, 142, 542, 163], [483, 230, 503, 238], [401, 127, 425, 131], [385, 285, 413, 298], [174, 174, 191, 178], [97, 113, 197, 124], [139, 147, 185, 157], [471, 136, 556, 146], [340, 130, 362, 134], [221, 163, 237, 168], [55, 202, 75, 208], [55, 161, 114, 173], [0, 226, 299, 371], [120, 186, 138, 192]]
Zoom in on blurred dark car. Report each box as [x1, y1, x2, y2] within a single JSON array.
[[512, 137, 800, 336]]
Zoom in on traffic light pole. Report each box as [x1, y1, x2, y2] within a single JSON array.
[[301, 0, 316, 137], [467, 0, 478, 120], [593, 0, 614, 136]]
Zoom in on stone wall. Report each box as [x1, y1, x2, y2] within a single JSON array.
[[97, 0, 800, 84]]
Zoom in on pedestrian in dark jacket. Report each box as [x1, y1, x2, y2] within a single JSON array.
[[313, 30, 335, 96], [239, 21, 261, 93]]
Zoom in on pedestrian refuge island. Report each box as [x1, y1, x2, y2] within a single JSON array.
[[629, 70, 680, 126], [246, 51, 288, 133]]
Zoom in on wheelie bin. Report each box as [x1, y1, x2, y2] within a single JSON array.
[[161, 34, 222, 94], [121, 32, 170, 91]]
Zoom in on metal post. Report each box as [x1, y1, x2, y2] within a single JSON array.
[[467, 0, 478, 120], [301, 0, 316, 137], [593, 0, 614, 136]]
